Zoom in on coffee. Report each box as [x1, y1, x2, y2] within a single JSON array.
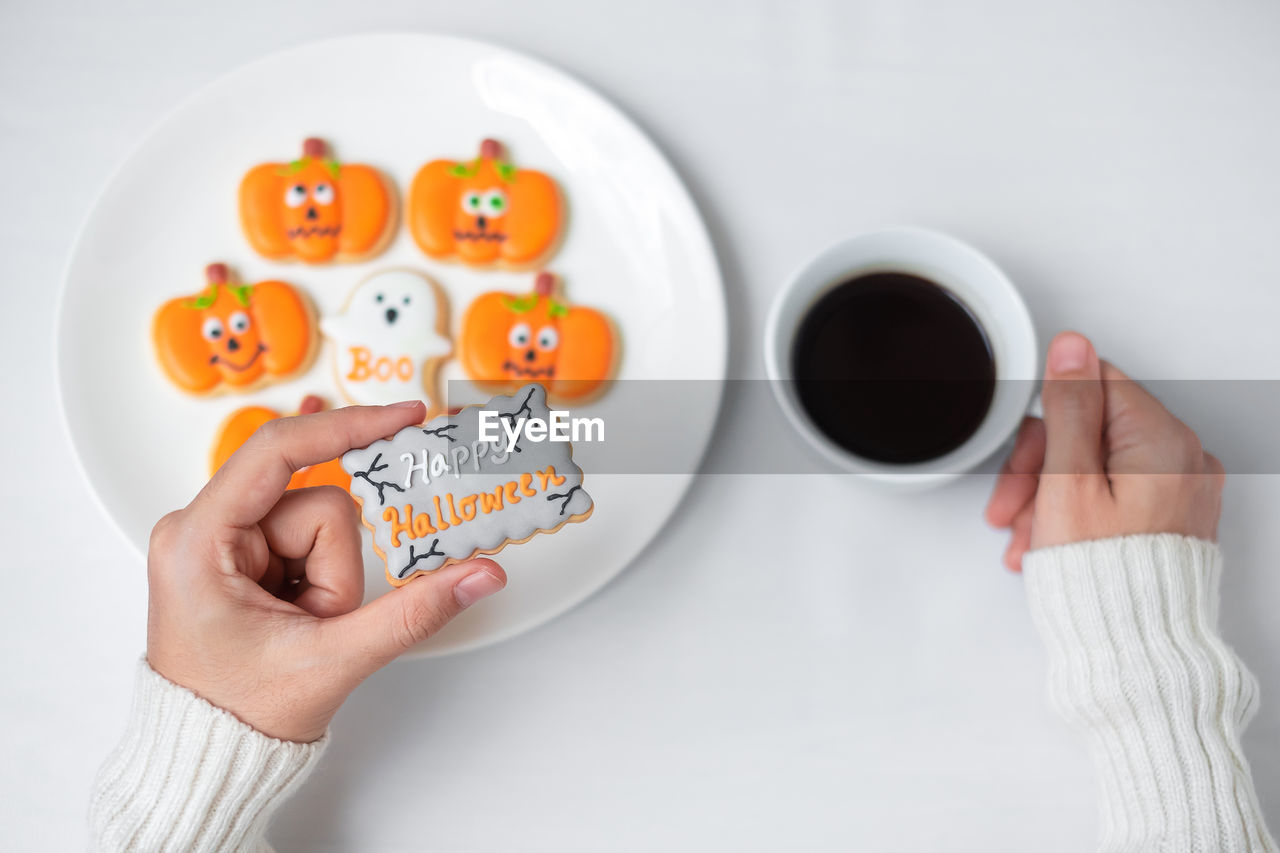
[[790, 272, 996, 464]]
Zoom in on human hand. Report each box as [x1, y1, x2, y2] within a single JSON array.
[[985, 331, 1224, 572], [146, 401, 507, 742]]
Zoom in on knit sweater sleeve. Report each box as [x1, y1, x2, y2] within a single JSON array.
[[1024, 534, 1276, 852], [88, 659, 326, 852]]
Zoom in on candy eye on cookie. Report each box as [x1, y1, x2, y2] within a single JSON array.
[[508, 322, 531, 348], [481, 189, 507, 218], [461, 191, 485, 216], [201, 316, 225, 342]]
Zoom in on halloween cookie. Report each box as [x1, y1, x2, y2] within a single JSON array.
[[343, 384, 593, 586], [239, 138, 396, 264], [321, 268, 452, 409], [152, 263, 317, 395], [460, 272, 616, 403], [407, 139, 563, 269], [210, 395, 350, 490]]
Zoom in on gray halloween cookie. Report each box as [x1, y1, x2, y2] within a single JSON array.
[[342, 383, 594, 585]]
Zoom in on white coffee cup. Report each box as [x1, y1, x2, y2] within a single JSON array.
[[763, 227, 1039, 487]]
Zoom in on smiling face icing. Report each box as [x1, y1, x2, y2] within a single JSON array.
[[151, 264, 315, 394], [322, 269, 452, 407]]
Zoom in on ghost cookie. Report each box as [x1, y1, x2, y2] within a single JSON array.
[[343, 384, 594, 586], [152, 263, 317, 395], [239, 137, 396, 264], [407, 139, 564, 269], [460, 272, 617, 404], [210, 395, 350, 490], [321, 268, 452, 409]]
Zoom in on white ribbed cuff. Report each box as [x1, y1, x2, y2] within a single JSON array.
[[1025, 534, 1275, 853], [89, 659, 327, 852]]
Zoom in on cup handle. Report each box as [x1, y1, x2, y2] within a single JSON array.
[[1026, 388, 1044, 419]]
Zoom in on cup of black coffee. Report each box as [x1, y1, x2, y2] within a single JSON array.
[[764, 227, 1037, 486]]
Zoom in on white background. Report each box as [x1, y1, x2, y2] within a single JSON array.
[[3, 0, 1279, 850]]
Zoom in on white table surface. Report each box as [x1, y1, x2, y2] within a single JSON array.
[[3, 1, 1278, 850]]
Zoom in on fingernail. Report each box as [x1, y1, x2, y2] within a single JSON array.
[[390, 400, 422, 409], [1049, 334, 1089, 374], [454, 569, 504, 608]]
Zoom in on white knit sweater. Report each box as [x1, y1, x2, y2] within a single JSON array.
[[1024, 534, 1276, 852], [89, 661, 326, 852], [90, 535, 1275, 851]]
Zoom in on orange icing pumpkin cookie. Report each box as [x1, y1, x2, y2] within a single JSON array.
[[152, 263, 317, 395], [321, 268, 452, 410], [239, 138, 396, 264], [210, 395, 351, 490], [407, 139, 563, 269], [459, 272, 617, 404]]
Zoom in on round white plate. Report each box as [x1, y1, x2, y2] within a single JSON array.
[[56, 33, 725, 657]]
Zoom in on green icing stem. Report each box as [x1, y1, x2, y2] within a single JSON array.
[[501, 293, 539, 313], [273, 158, 340, 178], [182, 283, 253, 310], [185, 284, 218, 309]]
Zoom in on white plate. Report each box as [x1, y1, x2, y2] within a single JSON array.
[[56, 33, 725, 657]]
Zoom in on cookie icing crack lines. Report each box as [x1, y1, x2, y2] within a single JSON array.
[[422, 424, 459, 443], [351, 452, 404, 506], [545, 484, 583, 516], [496, 387, 536, 453], [399, 539, 445, 577]]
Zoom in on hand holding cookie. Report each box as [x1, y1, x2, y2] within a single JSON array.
[[145, 401, 506, 743]]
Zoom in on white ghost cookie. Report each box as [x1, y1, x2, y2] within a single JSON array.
[[322, 268, 452, 409]]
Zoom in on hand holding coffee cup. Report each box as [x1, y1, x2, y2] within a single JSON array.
[[985, 331, 1224, 571]]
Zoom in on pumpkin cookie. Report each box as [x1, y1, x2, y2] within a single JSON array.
[[407, 139, 564, 269], [460, 272, 616, 403], [210, 395, 351, 490], [152, 263, 317, 395], [343, 384, 593, 586], [239, 138, 396, 264], [321, 268, 452, 410]]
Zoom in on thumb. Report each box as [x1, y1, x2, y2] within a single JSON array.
[[1040, 331, 1106, 475], [327, 558, 507, 678]]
